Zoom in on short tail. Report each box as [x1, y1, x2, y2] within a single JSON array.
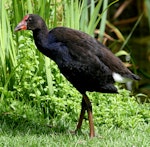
[[130, 73, 141, 81], [112, 72, 140, 83]]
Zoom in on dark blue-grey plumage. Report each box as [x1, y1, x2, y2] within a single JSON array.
[[33, 25, 140, 94]]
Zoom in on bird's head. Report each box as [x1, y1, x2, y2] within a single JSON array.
[[15, 14, 46, 32]]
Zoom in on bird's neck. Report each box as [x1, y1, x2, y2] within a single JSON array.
[[32, 28, 60, 62], [32, 27, 67, 64], [33, 27, 49, 43], [33, 28, 49, 53]]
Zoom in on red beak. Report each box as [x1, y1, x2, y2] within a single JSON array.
[[14, 20, 27, 32], [14, 15, 29, 32]]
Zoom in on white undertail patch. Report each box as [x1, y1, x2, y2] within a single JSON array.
[[112, 72, 131, 83], [112, 72, 133, 90]]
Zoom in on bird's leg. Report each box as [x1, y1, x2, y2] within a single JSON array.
[[75, 97, 86, 132], [75, 94, 95, 138], [83, 94, 95, 138]]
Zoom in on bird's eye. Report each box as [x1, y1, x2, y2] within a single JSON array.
[[28, 17, 32, 22]]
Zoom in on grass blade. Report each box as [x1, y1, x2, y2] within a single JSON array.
[[120, 13, 144, 50], [99, 0, 108, 41]]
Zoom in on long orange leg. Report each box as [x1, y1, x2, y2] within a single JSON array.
[[83, 94, 95, 138], [75, 98, 86, 132], [75, 94, 95, 138]]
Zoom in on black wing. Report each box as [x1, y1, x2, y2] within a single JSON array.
[[50, 27, 140, 80], [47, 27, 139, 93]]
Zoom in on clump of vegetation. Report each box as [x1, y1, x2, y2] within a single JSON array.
[[0, 0, 150, 146]]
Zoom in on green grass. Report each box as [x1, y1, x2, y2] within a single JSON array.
[[1, 89, 150, 146], [0, 118, 150, 147]]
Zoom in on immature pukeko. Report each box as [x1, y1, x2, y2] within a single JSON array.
[[15, 14, 140, 137]]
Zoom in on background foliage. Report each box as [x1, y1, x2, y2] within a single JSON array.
[[0, 1, 150, 144]]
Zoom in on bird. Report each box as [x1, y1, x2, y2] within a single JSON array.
[[15, 14, 140, 138]]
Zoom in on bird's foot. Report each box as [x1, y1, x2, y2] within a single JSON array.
[[70, 129, 82, 135]]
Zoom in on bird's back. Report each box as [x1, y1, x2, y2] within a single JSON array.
[[36, 27, 140, 93]]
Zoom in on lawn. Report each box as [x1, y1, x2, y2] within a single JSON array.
[[1, 90, 150, 147], [0, 117, 150, 147]]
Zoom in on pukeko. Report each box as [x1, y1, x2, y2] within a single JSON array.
[[15, 14, 140, 137]]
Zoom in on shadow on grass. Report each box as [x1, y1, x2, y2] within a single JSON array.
[[0, 113, 74, 136]]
